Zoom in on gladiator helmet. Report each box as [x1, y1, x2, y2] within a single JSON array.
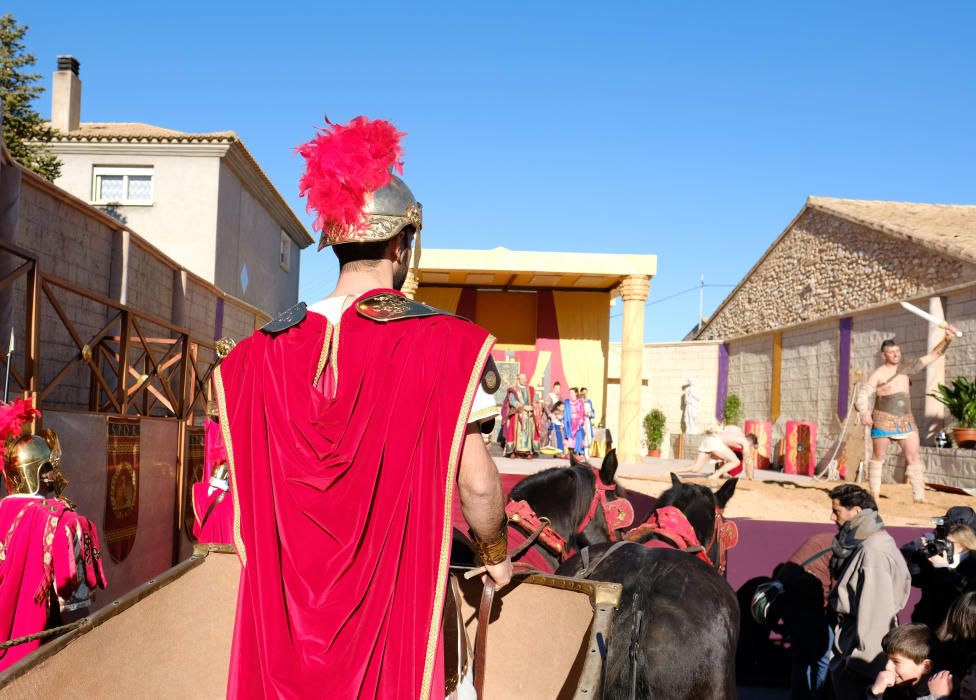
[[4, 429, 66, 497], [297, 116, 423, 252]]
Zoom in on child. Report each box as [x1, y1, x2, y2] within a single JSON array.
[[869, 624, 951, 699]]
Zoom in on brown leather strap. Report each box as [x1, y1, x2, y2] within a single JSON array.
[[474, 579, 496, 698]]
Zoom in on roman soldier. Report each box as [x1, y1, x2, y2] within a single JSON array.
[[0, 398, 106, 672], [191, 418, 233, 545], [216, 116, 511, 699]]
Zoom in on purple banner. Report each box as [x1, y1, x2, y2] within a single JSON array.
[[716, 342, 729, 421], [838, 317, 852, 420]]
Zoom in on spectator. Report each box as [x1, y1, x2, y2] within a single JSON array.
[[827, 484, 912, 700], [905, 507, 976, 629], [938, 591, 976, 683], [867, 624, 950, 699]]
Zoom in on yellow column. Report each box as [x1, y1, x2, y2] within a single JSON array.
[[618, 275, 650, 464], [401, 271, 418, 299]]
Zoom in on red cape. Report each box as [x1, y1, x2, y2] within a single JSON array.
[[215, 290, 493, 700]]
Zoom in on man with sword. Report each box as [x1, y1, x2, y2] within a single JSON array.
[[855, 302, 961, 503]]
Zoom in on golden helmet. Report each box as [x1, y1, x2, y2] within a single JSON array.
[[3, 429, 65, 496]]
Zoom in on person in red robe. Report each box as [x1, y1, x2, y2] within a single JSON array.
[[0, 400, 106, 672], [191, 418, 233, 545], [215, 117, 512, 699], [502, 373, 538, 458]]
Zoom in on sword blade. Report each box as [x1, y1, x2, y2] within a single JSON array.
[[899, 301, 963, 337]]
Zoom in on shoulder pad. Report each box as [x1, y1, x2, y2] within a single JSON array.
[[481, 357, 501, 394], [356, 292, 455, 323], [261, 302, 307, 334]]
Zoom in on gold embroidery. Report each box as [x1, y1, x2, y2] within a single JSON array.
[[312, 323, 332, 388], [330, 318, 341, 392], [214, 367, 246, 567], [420, 333, 495, 700]]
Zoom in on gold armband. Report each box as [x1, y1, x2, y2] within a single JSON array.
[[470, 526, 509, 566], [933, 336, 952, 356]]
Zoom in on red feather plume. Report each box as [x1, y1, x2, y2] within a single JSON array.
[[297, 116, 405, 237], [0, 397, 40, 445]]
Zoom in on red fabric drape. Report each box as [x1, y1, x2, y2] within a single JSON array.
[[217, 289, 493, 700]]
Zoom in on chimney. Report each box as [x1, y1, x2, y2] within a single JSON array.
[[51, 56, 81, 132]]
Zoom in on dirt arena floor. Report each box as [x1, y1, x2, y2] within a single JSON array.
[[617, 474, 972, 528]]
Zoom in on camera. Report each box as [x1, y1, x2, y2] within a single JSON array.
[[924, 538, 955, 565]]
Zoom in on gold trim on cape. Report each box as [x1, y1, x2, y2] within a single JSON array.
[[312, 323, 333, 388], [419, 333, 496, 700], [213, 367, 246, 567]]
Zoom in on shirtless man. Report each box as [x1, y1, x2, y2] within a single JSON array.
[[691, 426, 759, 480], [856, 325, 957, 503]]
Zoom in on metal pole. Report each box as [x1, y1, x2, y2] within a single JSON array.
[[3, 327, 13, 402]]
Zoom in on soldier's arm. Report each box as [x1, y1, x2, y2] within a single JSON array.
[[457, 425, 512, 587], [916, 325, 958, 371], [856, 370, 880, 426]]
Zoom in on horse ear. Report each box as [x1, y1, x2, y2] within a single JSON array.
[[599, 449, 618, 484], [715, 477, 738, 509], [670, 472, 681, 488]]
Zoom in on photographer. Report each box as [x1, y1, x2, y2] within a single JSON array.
[[904, 506, 976, 629]]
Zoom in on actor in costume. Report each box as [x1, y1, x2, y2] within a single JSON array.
[[692, 426, 758, 480], [580, 387, 595, 446], [0, 398, 106, 672], [563, 387, 588, 458], [191, 418, 233, 545], [544, 400, 566, 455], [215, 116, 511, 700], [532, 387, 548, 450], [503, 373, 538, 458], [855, 325, 957, 503]]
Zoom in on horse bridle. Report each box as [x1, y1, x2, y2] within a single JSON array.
[[576, 469, 634, 543], [703, 507, 739, 576]]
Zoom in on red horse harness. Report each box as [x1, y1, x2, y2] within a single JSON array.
[[506, 468, 635, 565], [625, 505, 739, 575]]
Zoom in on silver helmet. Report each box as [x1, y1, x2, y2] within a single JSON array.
[[318, 175, 423, 250]]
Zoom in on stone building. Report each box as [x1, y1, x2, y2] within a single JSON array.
[[686, 196, 976, 485], [44, 56, 313, 317]]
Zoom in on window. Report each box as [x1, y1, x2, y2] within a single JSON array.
[[280, 231, 291, 272], [92, 166, 154, 205]]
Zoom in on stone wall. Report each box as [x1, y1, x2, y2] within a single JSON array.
[[727, 335, 773, 422], [699, 208, 976, 340], [780, 322, 840, 434], [607, 340, 720, 456]]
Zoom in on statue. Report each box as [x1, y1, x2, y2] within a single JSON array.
[[682, 379, 701, 435]]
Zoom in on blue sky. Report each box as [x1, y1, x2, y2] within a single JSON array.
[[10, 1, 975, 341]]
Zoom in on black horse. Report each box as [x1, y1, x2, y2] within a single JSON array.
[[557, 474, 740, 700]]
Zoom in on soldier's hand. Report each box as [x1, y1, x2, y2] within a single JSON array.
[[946, 324, 959, 339], [483, 557, 513, 589], [860, 412, 873, 428]]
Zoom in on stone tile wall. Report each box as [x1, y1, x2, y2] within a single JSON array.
[[727, 335, 773, 422]]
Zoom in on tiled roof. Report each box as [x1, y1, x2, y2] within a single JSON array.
[[808, 196, 976, 264], [49, 122, 236, 143]]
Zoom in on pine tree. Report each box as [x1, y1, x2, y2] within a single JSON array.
[[0, 14, 61, 181]]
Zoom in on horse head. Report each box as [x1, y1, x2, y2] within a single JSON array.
[[508, 449, 633, 561], [644, 473, 738, 574]]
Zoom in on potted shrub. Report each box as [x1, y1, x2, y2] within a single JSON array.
[[723, 394, 743, 427], [930, 377, 976, 448], [643, 409, 667, 458]]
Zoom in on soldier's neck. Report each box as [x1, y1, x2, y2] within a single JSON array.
[[328, 263, 395, 301]]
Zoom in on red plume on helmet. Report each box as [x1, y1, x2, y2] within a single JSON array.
[[297, 116, 405, 239]]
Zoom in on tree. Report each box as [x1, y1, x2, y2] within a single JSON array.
[[0, 14, 61, 181]]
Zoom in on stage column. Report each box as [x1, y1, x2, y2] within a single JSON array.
[[923, 296, 947, 444], [618, 275, 650, 465]]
